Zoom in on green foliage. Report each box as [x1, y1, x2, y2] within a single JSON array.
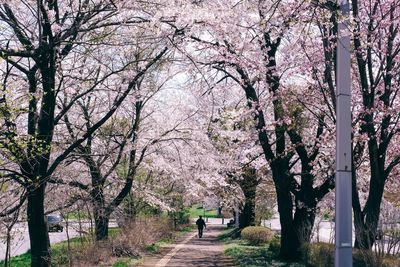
[[0, 236, 88, 267], [267, 235, 280, 255], [241, 226, 273, 246], [224, 244, 304, 267], [109, 227, 123, 237], [287, 102, 307, 132], [256, 208, 273, 222], [221, 230, 303, 267], [113, 261, 128, 267], [0, 252, 31, 266], [144, 243, 161, 253], [169, 209, 190, 225], [301, 243, 334, 267], [188, 204, 218, 218], [63, 211, 90, 220], [167, 195, 190, 227], [217, 228, 239, 241], [112, 258, 142, 267], [177, 224, 196, 235]]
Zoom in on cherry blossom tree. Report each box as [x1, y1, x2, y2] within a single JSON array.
[[0, 1, 169, 265], [312, 0, 400, 250], [350, 0, 400, 250], [165, 0, 336, 260], [207, 106, 266, 229], [58, 60, 195, 240]]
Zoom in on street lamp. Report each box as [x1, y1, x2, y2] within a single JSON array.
[[335, 0, 353, 266]]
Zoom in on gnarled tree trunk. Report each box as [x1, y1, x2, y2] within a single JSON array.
[[238, 167, 259, 229], [27, 183, 51, 267]]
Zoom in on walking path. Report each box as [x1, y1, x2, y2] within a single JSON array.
[[139, 224, 236, 267]]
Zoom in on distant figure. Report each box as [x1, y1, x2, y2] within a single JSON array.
[[196, 215, 206, 238]]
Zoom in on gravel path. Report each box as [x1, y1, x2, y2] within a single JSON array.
[[140, 224, 236, 267]]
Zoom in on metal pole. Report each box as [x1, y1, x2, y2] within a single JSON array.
[[335, 0, 352, 266]]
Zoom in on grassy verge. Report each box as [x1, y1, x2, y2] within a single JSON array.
[[0, 235, 88, 267], [1, 222, 195, 266], [220, 229, 304, 267], [112, 258, 143, 267], [178, 224, 196, 235], [144, 224, 196, 253], [221, 228, 400, 267], [62, 211, 90, 220], [0, 252, 31, 267], [189, 204, 219, 218]]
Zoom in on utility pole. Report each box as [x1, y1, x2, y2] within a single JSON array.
[[335, 0, 353, 266]]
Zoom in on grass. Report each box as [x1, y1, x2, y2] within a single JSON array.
[[109, 227, 122, 237], [0, 252, 31, 267], [177, 224, 196, 235], [188, 204, 219, 218], [1, 221, 195, 266], [112, 257, 143, 267], [144, 224, 196, 253], [0, 231, 114, 267], [221, 229, 400, 267], [144, 236, 174, 253], [62, 211, 90, 220], [220, 229, 305, 267]]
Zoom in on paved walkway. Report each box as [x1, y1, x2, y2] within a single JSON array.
[[139, 224, 236, 267]]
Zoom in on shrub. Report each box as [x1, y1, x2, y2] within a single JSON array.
[[267, 235, 280, 255], [353, 249, 384, 267], [302, 242, 334, 267], [241, 226, 273, 246], [301, 243, 400, 267]]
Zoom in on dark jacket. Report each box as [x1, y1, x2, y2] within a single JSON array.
[[196, 218, 206, 229]]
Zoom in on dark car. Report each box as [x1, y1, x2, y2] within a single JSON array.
[[47, 215, 63, 232]]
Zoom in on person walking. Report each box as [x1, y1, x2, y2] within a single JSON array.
[[196, 215, 206, 238]]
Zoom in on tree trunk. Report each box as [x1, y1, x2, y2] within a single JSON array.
[[293, 206, 316, 244], [238, 167, 258, 229], [239, 194, 256, 229], [94, 211, 110, 241], [276, 188, 301, 261], [353, 177, 385, 249], [27, 183, 50, 267], [91, 183, 109, 240], [354, 141, 386, 250]]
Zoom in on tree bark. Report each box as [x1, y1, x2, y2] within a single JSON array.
[[238, 167, 258, 229], [27, 183, 50, 267], [353, 141, 386, 249], [94, 212, 110, 241], [275, 186, 301, 260]]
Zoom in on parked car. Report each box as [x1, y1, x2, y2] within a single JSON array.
[[46, 214, 63, 232]]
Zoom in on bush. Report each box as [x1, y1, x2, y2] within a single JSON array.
[[241, 226, 273, 246], [267, 235, 280, 255], [302, 242, 334, 267], [353, 249, 385, 267], [301, 243, 400, 267]]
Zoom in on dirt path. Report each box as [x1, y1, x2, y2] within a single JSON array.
[[139, 224, 237, 267]]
